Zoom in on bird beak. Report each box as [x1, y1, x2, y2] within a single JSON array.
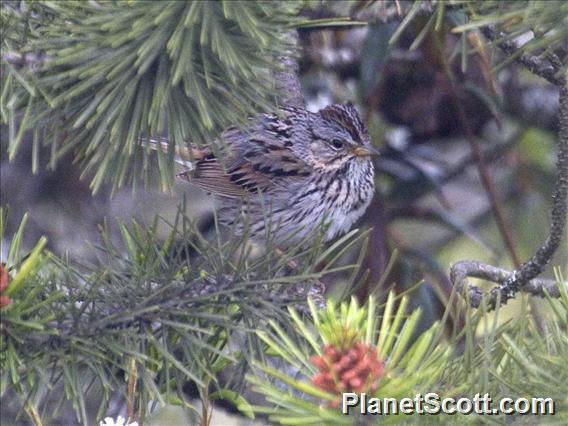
[[353, 145, 381, 157]]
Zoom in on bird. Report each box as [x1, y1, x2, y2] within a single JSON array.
[[145, 104, 378, 248]]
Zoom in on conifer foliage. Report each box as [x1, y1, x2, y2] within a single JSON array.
[[1, 1, 300, 192]]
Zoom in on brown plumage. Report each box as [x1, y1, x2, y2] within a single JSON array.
[[145, 104, 378, 247]]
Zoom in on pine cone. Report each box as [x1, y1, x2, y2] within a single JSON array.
[[311, 341, 384, 407]]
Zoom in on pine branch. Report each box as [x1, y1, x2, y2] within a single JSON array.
[[481, 26, 566, 87], [1, 1, 302, 192], [0, 209, 364, 423]]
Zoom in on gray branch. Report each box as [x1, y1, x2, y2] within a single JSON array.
[[273, 30, 305, 108], [451, 85, 568, 310], [451, 261, 567, 309]]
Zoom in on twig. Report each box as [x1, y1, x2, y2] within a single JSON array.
[[127, 358, 138, 425], [394, 0, 402, 17], [451, 261, 566, 309], [437, 38, 522, 267], [440, 135, 520, 185], [200, 400, 212, 426], [24, 401, 43, 426], [481, 27, 566, 87]]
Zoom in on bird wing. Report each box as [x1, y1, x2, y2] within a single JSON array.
[[177, 156, 250, 199], [142, 137, 246, 197], [143, 112, 311, 199], [182, 113, 311, 198]]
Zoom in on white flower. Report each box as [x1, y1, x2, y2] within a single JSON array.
[[99, 415, 138, 426]]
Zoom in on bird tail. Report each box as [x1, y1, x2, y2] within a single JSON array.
[[140, 137, 209, 170]]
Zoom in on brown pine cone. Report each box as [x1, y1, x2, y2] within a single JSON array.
[[311, 341, 384, 407]]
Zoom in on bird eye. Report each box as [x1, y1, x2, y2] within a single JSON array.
[[331, 139, 344, 150]]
